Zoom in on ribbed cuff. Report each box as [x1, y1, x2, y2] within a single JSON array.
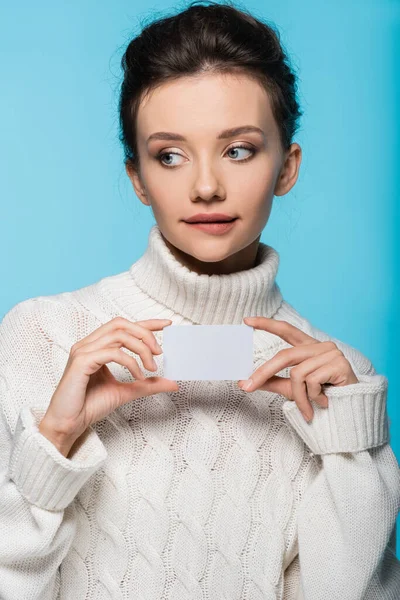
[[282, 374, 389, 455], [8, 406, 108, 511]]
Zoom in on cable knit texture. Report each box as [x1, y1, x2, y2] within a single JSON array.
[[0, 224, 399, 600]]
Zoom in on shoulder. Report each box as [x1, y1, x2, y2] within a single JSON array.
[[0, 289, 109, 423], [1, 290, 78, 330], [0, 286, 105, 357], [0, 263, 146, 351], [274, 300, 376, 377]]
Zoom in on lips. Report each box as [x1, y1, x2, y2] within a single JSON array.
[[186, 218, 237, 224], [184, 213, 237, 223], [184, 220, 238, 234]]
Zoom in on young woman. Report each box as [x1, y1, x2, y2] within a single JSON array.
[[0, 2, 399, 599]]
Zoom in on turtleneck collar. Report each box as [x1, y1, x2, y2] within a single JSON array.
[[128, 225, 283, 325]]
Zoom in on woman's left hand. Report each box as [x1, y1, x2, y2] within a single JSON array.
[[238, 316, 359, 422]]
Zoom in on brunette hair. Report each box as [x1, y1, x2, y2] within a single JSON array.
[[118, 0, 303, 172]]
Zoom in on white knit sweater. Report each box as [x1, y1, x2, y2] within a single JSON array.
[[1, 224, 399, 600]]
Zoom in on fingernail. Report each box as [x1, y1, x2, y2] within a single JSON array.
[[152, 359, 157, 369], [241, 379, 253, 391]]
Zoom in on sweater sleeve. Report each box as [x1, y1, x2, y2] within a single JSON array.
[[281, 342, 400, 599], [0, 299, 108, 600]]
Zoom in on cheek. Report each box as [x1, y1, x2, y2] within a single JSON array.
[[233, 157, 277, 192], [239, 182, 274, 224], [233, 170, 275, 213], [139, 170, 178, 206], [244, 199, 273, 225], [142, 163, 183, 194]]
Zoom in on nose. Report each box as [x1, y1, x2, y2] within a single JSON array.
[[189, 159, 225, 202]]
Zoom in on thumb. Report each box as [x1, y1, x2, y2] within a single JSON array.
[[118, 376, 180, 404], [259, 375, 292, 398], [140, 376, 180, 394]]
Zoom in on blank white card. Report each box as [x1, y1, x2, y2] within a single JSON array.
[[162, 324, 254, 381]]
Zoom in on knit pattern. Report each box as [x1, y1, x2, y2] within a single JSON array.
[[0, 224, 399, 600]]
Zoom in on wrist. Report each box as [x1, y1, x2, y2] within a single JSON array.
[[38, 417, 78, 458]]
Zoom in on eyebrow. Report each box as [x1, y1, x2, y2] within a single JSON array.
[[146, 125, 265, 144]]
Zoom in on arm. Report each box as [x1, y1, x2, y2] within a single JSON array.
[[0, 299, 108, 600], [282, 341, 400, 599]]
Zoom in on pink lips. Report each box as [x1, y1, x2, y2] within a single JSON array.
[[184, 219, 238, 234]]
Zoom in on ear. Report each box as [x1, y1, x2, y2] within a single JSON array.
[[274, 143, 302, 197], [125, 162, 150, 206]]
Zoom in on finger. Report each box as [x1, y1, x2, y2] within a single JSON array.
[[290, 349, 341, 407], [72, 317, 171, 353], [74, 346, 146, 380], [72, 317, 172, 355], [243, 316, 320, 347], [290, 353, 339, 420], [244, 372, 328, 409], [75, 330, 159, 373], [117, 377, 180, 405], [290, 377, 314, 422], [245, 341, 337, 388], [303, 352, 343, 405], [256, 374, 291, 397], [307, 387, 329, 408], [247, 374, 314, 423], [305, 359, 346, 392]]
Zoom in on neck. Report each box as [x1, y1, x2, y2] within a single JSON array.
[[123, 225, 284, 325], [161, 231, 262, 275]]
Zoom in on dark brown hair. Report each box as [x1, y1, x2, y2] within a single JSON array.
[[119, 0, 303, 173]]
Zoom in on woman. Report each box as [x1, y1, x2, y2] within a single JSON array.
[[0, 2, 399, 599]]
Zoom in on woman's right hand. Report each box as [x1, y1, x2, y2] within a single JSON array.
[[38, 317, 179, 455]]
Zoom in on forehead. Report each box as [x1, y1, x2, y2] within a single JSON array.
[[136, 72, 278, 143]]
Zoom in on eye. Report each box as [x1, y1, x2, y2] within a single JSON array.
[[156, 143, 257, 168], [226, 144, 256, 162], [156, 151, 184, 167]]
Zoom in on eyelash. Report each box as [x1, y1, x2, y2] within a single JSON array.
[[156, 143, 257, 168]]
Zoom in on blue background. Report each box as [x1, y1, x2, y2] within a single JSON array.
[[1, 1, 399, 554]]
